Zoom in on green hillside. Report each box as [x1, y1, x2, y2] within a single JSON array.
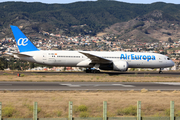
[[0, 1, 180, 36]]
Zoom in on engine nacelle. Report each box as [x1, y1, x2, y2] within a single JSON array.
[[113, 61, 128, 71]]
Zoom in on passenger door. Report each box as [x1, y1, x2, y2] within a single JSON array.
[[159, 56, 163, 64], [42, 53, 47, 63]]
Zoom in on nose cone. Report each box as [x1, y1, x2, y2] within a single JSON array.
[[170, 60, 175, 67]]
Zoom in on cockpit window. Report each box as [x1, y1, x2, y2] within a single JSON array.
[[167, 58, 170, 60]]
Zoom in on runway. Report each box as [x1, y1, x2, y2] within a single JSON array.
[[1, 71, 180, 77], [0, 82, 180, 91]]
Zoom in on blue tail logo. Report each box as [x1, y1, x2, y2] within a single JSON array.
[[17, 38, 28, 46], [10, 25, 40, 52]]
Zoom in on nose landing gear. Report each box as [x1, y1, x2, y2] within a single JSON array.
[[159, 68, 163, 74]]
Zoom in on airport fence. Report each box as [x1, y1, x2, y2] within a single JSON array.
[[0, 101, 179, 120]]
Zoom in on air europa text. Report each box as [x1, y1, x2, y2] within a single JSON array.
[[120, 54, 156, 61]]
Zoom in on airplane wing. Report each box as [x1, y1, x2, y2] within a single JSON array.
[[79, 51, 112, 63]]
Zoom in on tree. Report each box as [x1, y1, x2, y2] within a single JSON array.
[[0, 58, 8, 70], [29, 62, 35, 69], [144, 29, 149, 34], [168, 37, 174, 43], [0, 59, 5, 70]]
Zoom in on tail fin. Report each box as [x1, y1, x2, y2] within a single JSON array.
[[10, 25, 39, 52]]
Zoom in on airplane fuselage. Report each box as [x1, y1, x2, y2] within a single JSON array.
[[17, 50, 174, 69]]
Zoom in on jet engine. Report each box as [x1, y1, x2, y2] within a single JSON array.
[[113, 60, 128, 71], [99, 60, 128, 71]]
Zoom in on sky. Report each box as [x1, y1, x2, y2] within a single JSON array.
[[0, 0, 179, 4]]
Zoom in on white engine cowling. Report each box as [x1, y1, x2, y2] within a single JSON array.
[[113, 61, 128, 71]]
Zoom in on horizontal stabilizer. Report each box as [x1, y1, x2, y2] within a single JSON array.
[[5, 53, 14, 56], [13, 53, 32, 57], [6, 52, 32, 57]]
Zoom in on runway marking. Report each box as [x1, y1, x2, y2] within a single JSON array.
[[155, 82, 180, 86], [60, 83, 134, 88], [112, 84, 134, 87], [60, 84, 80, 87], [94, 84, 116, 87]]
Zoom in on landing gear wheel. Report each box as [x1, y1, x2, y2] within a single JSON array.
[[94, 70, 100, 73], [85, 69, 90, 73], [85, 68, 100, 73], [159, 68, 163, 74]]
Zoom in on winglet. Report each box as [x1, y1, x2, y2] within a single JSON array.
[[10, 25, 40, 52]]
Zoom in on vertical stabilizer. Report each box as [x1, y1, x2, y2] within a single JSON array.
[[10, 25, 39, 52]]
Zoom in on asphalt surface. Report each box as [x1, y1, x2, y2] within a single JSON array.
[[1, 71, 180, 77], [0, 71, 180, 91], [0, 82, 180, 91]]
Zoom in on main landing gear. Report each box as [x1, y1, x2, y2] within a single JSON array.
[[85, 68, 100, 73], [159, 68, 163, 74]]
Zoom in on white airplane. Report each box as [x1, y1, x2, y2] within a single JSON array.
[[8, 25, 174, 73]]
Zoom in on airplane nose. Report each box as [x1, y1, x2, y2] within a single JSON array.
[[171, 60, 175, 66]]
